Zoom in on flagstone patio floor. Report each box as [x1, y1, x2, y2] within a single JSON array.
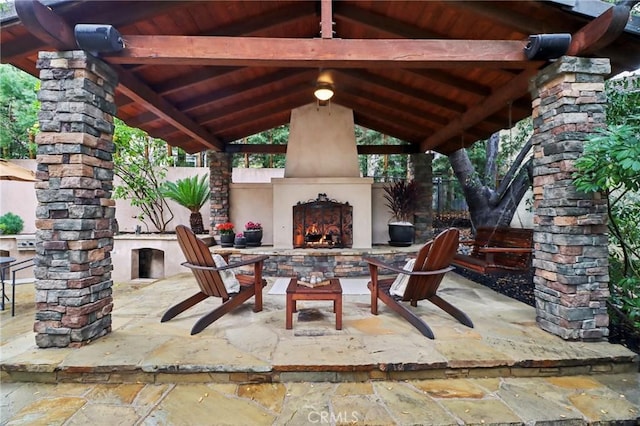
[[1, 272, 638, 425]]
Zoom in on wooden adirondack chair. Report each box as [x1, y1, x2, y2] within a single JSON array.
[[364, 228, 473, 339], [161, 225, 269, 335]]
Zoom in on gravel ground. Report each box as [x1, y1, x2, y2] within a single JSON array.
[[452, 267, 535, 307], [454, 265, 639, 354]]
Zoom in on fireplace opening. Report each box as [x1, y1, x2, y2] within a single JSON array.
[[293, 193, 352, 248]]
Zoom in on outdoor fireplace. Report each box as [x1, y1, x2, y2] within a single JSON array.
[[293, 193, 352, 248]]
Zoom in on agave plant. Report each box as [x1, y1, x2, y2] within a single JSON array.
[[161, 174, 210, 234]]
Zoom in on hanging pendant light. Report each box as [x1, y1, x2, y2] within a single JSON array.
[[314, 81, 334, 101]]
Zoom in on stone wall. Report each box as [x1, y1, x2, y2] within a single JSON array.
[[410, 152, 434, 243], [530, 56, 611, 341], [34, 51, 117, 348], [209, 151, 232, 236]]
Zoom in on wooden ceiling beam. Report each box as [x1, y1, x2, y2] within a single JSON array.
[[353, 113, 421, 145], [567, 3, 634, 55], [14, 0, 76, 50], [226, 144, 287, 154], [177, 69, 312, 113], [405, 69, 491, 98], [218, 111, 292, 142], [336, 90, 443, 130], [223, 143, 421, 155], [420, 68, 539, 153], [121, 2, 317, 74], [337, 96, 437, 136], [333, 3, 443, 39], [105, 36, 536, 68], [197, 85, 312, 127], [202, 95, 309, 133], [12, 0, 222, 153], [333, 2, 511, 96], [337, 69, 467, 114], [114, 66, 224, 151], [447, 2, 551, 35], [320, 0, 334, 39]]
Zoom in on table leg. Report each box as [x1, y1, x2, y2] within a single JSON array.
[[286, 294, 293, 329], [335, 295, 342, 330]]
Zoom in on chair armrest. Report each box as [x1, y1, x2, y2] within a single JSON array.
[[181, 255, 269, 272], [477, 247, 532, 254], [363, 256, 454, 276]]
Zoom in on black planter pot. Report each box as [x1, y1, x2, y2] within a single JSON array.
[[234, 236, 247, 248], [244, 229, 263, 247], [388, 223, 414, 247], [219, 233, 234, 247]]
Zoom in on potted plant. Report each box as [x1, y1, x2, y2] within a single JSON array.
[[244, 221, 263, 247], [215, 222, 235, 247], [0, 212, 24, 235], [383, 179, 420, 246], [161, 174, 210, 234], [234, 232, 246, 248]]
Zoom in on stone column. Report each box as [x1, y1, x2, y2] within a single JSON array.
[[530, 56, 610, 341], [409, 152, 434, 243], [34, 51, 118, 348], [209, 151, 232, 235]]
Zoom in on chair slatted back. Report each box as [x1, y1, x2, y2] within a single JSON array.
[[176, 225, 229, 298], [402, 228, 459, 303]]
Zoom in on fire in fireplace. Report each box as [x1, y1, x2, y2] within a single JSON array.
[[293, 193, 353, 248]]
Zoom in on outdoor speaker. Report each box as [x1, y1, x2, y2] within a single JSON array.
[[74, 24, 124, 53], [524, 34, 571, 60]]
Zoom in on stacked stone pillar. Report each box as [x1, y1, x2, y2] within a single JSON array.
[[209, 151, 233, 234], [409, 152, 434, 243], [530, 57, 610, 341], [34, 51, 118, 348]]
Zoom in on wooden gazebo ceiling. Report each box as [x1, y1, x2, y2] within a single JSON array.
[[1, 0, 639, 155]]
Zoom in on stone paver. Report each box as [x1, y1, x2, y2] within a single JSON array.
[[3, 375, 639, 425], [1, 275, 639, 425]]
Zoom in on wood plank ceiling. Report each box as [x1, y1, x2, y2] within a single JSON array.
[[1, 0, 639, 155]]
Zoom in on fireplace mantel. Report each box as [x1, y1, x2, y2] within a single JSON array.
[[272, 177, 373, 249]]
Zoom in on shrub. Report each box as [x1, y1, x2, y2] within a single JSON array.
[[0, 212, 24, 234]]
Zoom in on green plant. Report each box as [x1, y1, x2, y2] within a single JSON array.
[[113, 120, 174, 233], [161, 174, 210, 234], [574, 121, 640, 335], [383, 179, 420, 223], [0, 212, 24, 234]]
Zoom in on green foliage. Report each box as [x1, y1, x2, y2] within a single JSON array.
[[161, 174, 210, 212], [356, 126, 409, 181], [113, 118, 174, 233], [574, 124, 640, 194], [0, 64, 39, 158], [0, 212, 24, 234], [573, 75, 640, 332], [383, 179, 420, 223], [232, 125, 288, 168]]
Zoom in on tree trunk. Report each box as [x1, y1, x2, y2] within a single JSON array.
[[448, 136, 533, 231], [190, 212, 205, 234]]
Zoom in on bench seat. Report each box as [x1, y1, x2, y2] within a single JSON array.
[[452, 227, 533, 274]]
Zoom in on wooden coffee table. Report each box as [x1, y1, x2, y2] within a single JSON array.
[[286, 278, 342, 330]]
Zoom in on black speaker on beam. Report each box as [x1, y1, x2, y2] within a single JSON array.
[[524, 34, 571, 60], [74, 24, 124, 53]]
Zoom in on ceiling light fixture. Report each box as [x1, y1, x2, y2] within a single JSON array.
[[314, 81, 334, 101]]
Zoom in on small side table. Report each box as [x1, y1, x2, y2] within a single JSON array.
[[286, 278, 343, 330]]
